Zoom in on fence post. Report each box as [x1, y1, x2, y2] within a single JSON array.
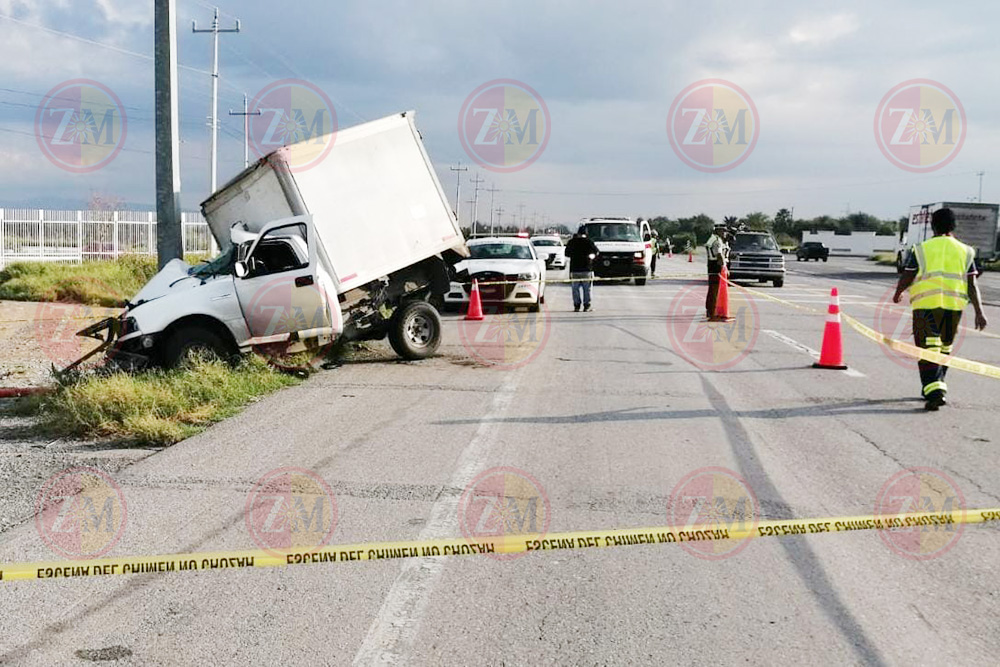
[[38, 209, 44, 260], [0, 208, 5, 269], [112, 210, 119, 259], [148, 211, 155, 256], [77, 210, 83, 263]]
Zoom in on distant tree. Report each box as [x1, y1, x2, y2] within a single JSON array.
[[742, 211, 772, 231], [774, 208, 794, 235]]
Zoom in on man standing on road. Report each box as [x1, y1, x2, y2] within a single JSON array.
[[893, 208, 988, 410], [565, 225, 600, 312], [705, 221, 730, 320]]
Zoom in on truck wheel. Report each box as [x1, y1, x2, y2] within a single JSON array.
[[772, 279, 784, 288], [822, 257, 827, 262], [634, 274, 647, 286], [388, 301, 441, 360], [161, 326, 235, 368]]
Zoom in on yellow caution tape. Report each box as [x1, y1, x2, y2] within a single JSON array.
[[841, 313, 1000, 380], [726, 279, 1000, 380], [2, 508, 998, 582]]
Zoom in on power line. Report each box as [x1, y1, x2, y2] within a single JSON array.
[[0, 12, 210, 76]]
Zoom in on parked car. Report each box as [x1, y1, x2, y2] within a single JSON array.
[[796, 242, 829, 262], [445, 237, 546, 311], [81, 111, 467, 369], [530, 235, 566, 269], [728, 231, 786, 287]]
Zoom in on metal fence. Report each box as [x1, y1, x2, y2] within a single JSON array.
[[0, 208, 213, 269]]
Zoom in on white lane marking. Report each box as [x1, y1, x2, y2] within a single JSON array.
[[353, 370, 522, 666], [762, 329, 866, 377]]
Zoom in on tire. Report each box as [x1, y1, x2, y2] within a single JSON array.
[[822, 257, 827, 262], [772, 279, 784, 288], [161, 325, 235, 368], [797, 256, 802, 261], [634, 277, 647, 286], [528, 302, 540, 313], [388, 301, 441, 360], [539, 293, 545, 305]]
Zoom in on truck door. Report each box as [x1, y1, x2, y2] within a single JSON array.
[[233, 215, 335, 347]]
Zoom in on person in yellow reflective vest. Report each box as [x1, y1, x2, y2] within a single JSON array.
[[893, 208, 988, 410]]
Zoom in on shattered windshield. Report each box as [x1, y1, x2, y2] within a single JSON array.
[[189, 245, 236, 279]]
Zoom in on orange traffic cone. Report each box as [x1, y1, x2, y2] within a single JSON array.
[[466, 279, 484, 321], [813, 287, 848, 370], [714, 265, 732, 321]]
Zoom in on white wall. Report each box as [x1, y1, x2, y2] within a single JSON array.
[[801, 231, 897, 256]]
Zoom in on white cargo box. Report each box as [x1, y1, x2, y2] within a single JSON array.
[[203, 111, 464, 293]]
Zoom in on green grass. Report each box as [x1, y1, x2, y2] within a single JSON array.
[[0, 256, 158, 306], [870, 252, 897, 267], [0, 255, 213, 306], [16, 356, 301, 446]]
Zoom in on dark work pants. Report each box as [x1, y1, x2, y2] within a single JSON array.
[[913, 308, 962, 397], [706, 273, 721, 318]]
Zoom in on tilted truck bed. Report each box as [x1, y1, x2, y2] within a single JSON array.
[[201, 111, 464, 294]]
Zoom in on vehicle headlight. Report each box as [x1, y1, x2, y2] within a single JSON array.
[[517, 271, 539, 281]]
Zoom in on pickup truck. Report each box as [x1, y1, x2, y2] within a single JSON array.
[[728, 231, 786, 287], [81, 111, 467, 370], [796, 242, 829, 262]]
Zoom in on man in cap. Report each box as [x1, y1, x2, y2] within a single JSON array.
[[705, 221, 730, 320]]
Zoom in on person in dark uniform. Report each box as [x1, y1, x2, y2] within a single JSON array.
[[564, 225, 600, 312]]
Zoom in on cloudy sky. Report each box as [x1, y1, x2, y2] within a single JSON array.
[[2, 0, 997, 227]]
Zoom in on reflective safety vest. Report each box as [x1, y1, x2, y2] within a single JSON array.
[[706, 234, 727, 262], [910, 235, 976, 311]]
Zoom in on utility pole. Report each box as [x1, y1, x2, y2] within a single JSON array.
[[229, 93, 261, 168], [486, 183, 499, 235], [192, 7, 240, 195], [155, 0, 182, 269], [494, 204, 504, 235], [977, 171, 985, 202], [450, 162, 468, 227], [518, 202, 525, 229], [469, 172, 485, 236]]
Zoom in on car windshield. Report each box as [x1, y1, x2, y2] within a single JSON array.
[[531, 239, 560, 246], [732, 233, 778, 251], [189, 245, 235, 278], [584, 223, 640, 242], [469, 243, 534, 260]]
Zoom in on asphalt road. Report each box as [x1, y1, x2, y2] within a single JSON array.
[[2, 255, 999, 666]]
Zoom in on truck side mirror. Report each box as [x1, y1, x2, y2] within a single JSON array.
[[234, 261, 249, 278]]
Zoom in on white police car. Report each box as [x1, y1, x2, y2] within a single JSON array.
[[445, 236, 546, 311], [530, 235, 566, 270]]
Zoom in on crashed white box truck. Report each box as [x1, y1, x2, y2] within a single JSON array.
[[79, 111, 467, 369], [895, 202, 1000, 272]]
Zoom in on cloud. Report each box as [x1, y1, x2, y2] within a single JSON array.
[[789, 13, 860, 45]]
